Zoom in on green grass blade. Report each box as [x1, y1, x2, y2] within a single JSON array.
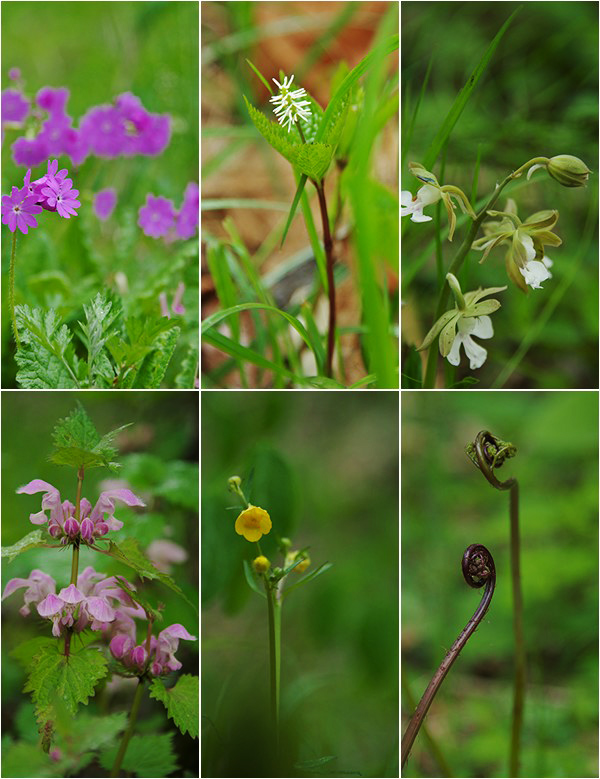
[[422, 7, 519, 170], [280, 174, 308, 248], [296, 2, 360, 83], [202, 330, 295, 382], [245, 58, 273, 95], [401, 54, 433, 168], [202, 199, 290, 212]]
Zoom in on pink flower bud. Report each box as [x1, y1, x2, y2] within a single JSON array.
[[110, 633, 133, 660], [48, 522, 62, 538], [95, 521, 109, 537], [80, 517, 94, 541], [130, 645, 147, 668], [151, 661, 163, 676], [64, 518, 79, 538]]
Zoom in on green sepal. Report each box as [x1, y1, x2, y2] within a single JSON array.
[[467, 299, 502, 316], [417, 309, 460, 352], [408, 161, 439, 186], [439, 314, 461, 357]]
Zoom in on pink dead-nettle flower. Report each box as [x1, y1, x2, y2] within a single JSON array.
[[17, 479, 145, 543], [110, 622, 196, 676], [2, 566, 140, 637]]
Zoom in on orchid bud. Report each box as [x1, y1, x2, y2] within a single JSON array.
[[80, 517, 94, 541], [64, 517, 79, 538], [547, 155, 591, 188]]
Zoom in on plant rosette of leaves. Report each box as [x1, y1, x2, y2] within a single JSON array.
[[1, 404, 198, 778]]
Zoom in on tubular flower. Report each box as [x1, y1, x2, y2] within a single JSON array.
[[405, 162, 477, 241], [400, 185, 439, 223], [472, 199, 561, 292], [235, 505, 272, 542], [17, 479, 145, 542], [417, 273, 506, 370], [269, 74, 312, 132]]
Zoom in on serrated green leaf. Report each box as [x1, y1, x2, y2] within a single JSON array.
[[15, 305, 79, 388], [101, 538, 197, 612], [244, 95, 297, 160], [1, 738, 57, 778], [24, 645, 108, 723], [243, 559, 267, 598], [49, 402, 129, 471], [1, 530, 46, 562], [99, 731, 178, 777], [290, 142, 334, 181], [11, 637, 56, 670], [132, 326, 180, 388], [175, 345, 199, 388], [78, 293, 119, 384], [149, 675, 198, 739]]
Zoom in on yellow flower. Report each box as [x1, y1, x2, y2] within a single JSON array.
[[235, 505, 272, 542], [253, 555, 270, 574]]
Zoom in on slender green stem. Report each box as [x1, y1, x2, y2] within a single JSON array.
[[70, 467, 84, 587], [110, 678, 145, 777], [265, 579, 282, 749], [9, 231, 20, 349], [315, 180, 336, 377]]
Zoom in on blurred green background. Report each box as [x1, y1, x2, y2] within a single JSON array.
[[1, 1, 199, 386], [401, 391, 598, 778], [401, 1, 598, 388], [202, 392, 399, 777], [1, 392, 199, 776]]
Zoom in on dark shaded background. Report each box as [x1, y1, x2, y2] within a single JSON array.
[[401, 1, 599, 389], [202, 391, 399, 777], [402, 391, 598, 778]]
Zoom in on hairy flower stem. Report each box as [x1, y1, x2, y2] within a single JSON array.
[[110, 678, 145, 778], [315, 180, 336, 377], [401, 545, 496, 769], [422, 162, 537, 388], [9, 231, 20, 350], [265, 579, 282, 751]]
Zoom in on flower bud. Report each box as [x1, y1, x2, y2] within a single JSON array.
[[80, 517, 94, 541], [228, 475, 242, 490], [48, 522, 62, 538], [131, 645, 148, 668], [290, 551, 310, 573], [547, 155, 591, 188], [151, 661, 163, 676], [95, 521, 109, 537], [252, 555, 270, 574], [63, 517, 79, 538], [110, 633, 133, 660]]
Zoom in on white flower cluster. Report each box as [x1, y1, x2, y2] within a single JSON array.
[[269, 74, 312, 132]]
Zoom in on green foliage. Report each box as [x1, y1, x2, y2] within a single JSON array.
[[1, 736, 58, 778], [10, 637, 56, 670], [49, 401, 129, 471], [104, 538, 196, 611], [23, 644, 108, 724], [1, 530, 46, 563], [99, 731, 178, 777], [14, 298, 182, 389], [149, 674, 199, 739], [243, 559, 267, 598], [175, 344, 199, 388]]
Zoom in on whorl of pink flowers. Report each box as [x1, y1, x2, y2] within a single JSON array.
[[17, 478, 145, 543], [110, 622, 196, 676]]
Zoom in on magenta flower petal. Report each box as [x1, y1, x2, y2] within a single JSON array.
[[85, 596, 116, 622], [110, 633, 134, 659], [37, 593, 64, 617], [80, 517, 94, 541], [131, 645, 148, 667], [2, 88, 30, 123], [138, 194, 176, 238], [58, 584, 84, 604], [160, 623, 197, 642], [93, 188, 117, 221]]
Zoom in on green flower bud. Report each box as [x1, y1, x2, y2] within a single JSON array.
[[228, 475, 242, 491], [547, 155, 591, 188]]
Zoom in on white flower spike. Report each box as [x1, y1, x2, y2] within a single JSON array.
[[269, 74, 312, 132]]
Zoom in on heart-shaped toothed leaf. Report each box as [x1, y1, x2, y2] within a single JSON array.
[[149, 675, 199, 739], [244, 96, 298, 160]]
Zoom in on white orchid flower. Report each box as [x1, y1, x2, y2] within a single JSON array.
[[400, 184, 440, 223]]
